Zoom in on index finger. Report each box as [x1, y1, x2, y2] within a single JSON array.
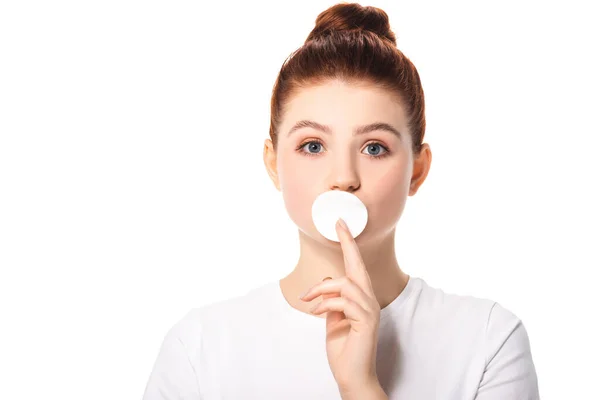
[[335, 218, 373, 294]]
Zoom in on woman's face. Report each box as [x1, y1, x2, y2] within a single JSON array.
[[265, 79, 419, 246]]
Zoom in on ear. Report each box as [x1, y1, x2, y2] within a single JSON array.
[[263, 138, 281, 191], [408, 143, 432, 196]]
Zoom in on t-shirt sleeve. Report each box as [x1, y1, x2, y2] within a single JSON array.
[[475, 302, 540, 400], [142, 321, 202, 400]]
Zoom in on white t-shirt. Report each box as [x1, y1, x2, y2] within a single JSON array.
[[142, 275, 540, 399]]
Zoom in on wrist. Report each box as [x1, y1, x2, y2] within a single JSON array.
[[339, 379, 388, 400]]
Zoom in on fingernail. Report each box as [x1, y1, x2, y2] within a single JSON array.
[[337, 218, 348, 231], [299, 288, 311, 299]]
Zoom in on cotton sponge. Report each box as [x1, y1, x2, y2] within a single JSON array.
[[311, 190, 368, 242]]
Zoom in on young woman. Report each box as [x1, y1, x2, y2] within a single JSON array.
[[143, 3, 540, 399]]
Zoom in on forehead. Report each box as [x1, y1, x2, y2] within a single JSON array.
[[280, 80, 407, 134]]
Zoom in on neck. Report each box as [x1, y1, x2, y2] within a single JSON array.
[[279, 228, 409, 316]]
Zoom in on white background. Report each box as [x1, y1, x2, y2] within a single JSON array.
[[1, 0, 598, 398]]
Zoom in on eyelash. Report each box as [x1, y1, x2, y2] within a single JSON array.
[[296, 139, 391, 159]]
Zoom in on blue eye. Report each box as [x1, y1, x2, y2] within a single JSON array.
[[363, 143, 387, 156], [296, 140, 390, 159], [302, 141, 323, 154]]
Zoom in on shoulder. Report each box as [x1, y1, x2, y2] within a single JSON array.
[[417, 280, 537, 388], [416, 279, 538, 388], [415, 278, 498, 327], [413, 278, 530, 349], [167, 282, 275, 347], [482, 301, 533, 366]]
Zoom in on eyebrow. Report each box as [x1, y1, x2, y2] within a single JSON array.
[[287, 120, 402, 139]]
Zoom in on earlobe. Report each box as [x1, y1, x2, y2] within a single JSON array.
[[263, 139, 281, 191]]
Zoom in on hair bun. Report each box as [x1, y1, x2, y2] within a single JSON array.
[[306, 3, 396, 45]]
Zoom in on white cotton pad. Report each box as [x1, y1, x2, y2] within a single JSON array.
[[311, 190, 368, 242]]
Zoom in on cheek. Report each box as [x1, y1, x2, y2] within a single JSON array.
[[364, 164, 411, 227], [278, 156, 321, 230]]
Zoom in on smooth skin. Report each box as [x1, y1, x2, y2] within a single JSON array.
[[300, 217, 384, 397], [263, 79, 432, 397]]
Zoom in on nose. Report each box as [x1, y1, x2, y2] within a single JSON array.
[[329, 155, 361, 192]]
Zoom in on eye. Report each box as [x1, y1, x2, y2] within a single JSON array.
[[297, 140, 324, 156], [362, 142, 390, 158], [296, 139, 390, 159]]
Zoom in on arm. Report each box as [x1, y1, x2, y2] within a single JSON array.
[[475, 302, 540, 400], [142, 324, 202, 400]]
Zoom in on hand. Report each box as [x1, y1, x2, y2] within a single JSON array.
[[299, 218, 382, 394]]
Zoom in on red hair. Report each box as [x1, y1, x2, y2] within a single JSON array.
[[269, 2, 426, 155]]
